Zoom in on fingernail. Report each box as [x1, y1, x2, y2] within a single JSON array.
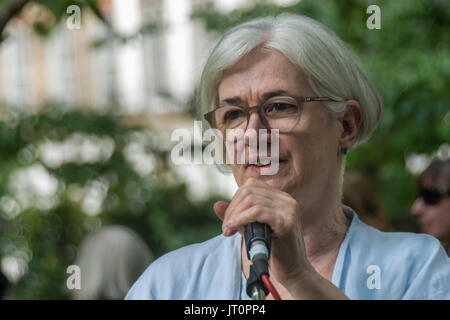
[[224, 228, 236, 237], [222, 223, 229, 234], [222, 222, 235, 236]]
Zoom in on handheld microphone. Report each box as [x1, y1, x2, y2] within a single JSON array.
[[245, 223, 271, 299], [244, 223, 271, 263], [244, 222, 282, 300]]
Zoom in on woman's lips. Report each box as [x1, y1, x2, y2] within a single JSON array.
[[245, 156, 287, 167], [247, 160, 287, 173]]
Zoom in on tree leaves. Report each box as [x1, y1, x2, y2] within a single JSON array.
[[0, 106, 221, 298]]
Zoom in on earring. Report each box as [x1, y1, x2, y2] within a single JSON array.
[[341, 146, 347, 156]]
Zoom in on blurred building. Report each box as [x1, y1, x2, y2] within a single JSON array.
[[0, 0, 199, 113], [0, 0, 266, 201]]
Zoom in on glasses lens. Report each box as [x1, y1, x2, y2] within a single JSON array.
[[214, 106, 246, 131], [263, 97, 300, 132], [420, 189, 442, 206]]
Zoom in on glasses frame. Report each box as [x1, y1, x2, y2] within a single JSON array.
[[204, 96, 339, 133]]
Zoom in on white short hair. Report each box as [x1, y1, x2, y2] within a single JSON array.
[[199, 13, 383, 147], [73, 225, 153, 300]]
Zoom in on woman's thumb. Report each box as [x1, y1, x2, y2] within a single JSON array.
[[213, 201, 229, 221]]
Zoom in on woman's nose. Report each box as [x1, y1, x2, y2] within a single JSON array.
[[246, 111, 266, 131], [411, 197, 426, 217], [245, 111, 272, 146]]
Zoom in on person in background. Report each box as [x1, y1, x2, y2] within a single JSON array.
[[411, 159, 450, 256], [342, 172, 389, 231], [72, 225, 153, 299]]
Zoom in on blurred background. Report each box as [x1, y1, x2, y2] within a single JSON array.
[[0, 0, 448, 299]]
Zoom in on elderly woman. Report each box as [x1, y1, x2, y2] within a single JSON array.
[[126, 14, 449, 300]]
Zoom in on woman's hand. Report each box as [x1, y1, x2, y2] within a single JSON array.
[[214, 177, 314, 289]]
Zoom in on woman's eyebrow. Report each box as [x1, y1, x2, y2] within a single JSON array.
[[261, 89, 292, 100], [220, 89, 295, 106], [220, 96, 243, 106]]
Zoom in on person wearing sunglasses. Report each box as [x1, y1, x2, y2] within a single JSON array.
[[412, 160, 450, 256], [126, 14, 449, 300]]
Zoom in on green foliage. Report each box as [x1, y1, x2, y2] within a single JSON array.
[[192, 0, 450, 225], [0, 0, 160, 45], [0, 106, 221, 299], [0, 0, 102, 38]]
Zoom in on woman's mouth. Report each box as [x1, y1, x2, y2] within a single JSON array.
[[253, 158, 271, 166], [247, 159, 287, 173]]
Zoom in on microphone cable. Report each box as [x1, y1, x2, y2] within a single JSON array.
[[261, 274, 281, 300]]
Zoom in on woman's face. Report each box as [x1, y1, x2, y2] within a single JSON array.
[[411, 180, 450, 241], [218, 48, 344, 204]]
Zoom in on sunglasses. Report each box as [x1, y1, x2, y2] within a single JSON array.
[[418, 188, 450, 206]]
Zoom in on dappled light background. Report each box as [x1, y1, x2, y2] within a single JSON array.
[[0, 0, 448, 298]]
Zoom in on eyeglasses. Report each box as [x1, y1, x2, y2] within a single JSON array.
[[418, 188, 450, 206], [204, 96, 338, 133]]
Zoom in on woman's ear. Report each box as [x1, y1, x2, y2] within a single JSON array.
[[340, 100, 363, 149]]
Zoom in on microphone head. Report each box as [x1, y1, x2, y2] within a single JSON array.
[[244, 223, 272, 260]]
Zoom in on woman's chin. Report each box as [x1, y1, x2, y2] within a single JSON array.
[[234, 161, 292, 190], [243, 170, 288, 191]]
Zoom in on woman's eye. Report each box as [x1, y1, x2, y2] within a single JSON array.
[[265, 103, 296, 114], [224, 110, 244, 121]]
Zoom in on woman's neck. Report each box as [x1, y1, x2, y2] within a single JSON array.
[[300, 198, 350, 263]]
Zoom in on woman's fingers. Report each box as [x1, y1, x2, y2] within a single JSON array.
[[224, 199, 294, 238], [221, 177, 300, 240], [222, 183, 266, 220], [214, 188, 272, 233], [223, 178, 282, 220], [226, 187, 273, 218]]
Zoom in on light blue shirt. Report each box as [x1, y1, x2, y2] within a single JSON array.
[[125, 206, 450, 300]]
